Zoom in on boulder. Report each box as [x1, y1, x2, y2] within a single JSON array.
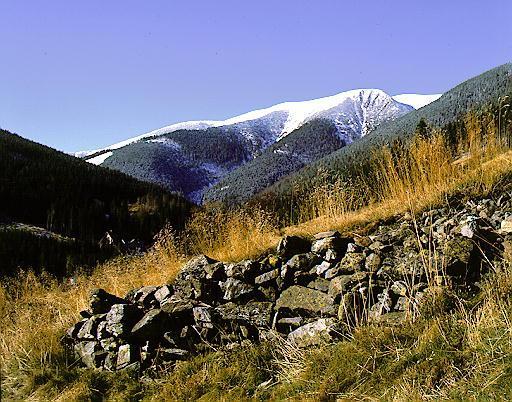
[[105, 304, 144, 338], [254, 268, 279, 286], [131, 309, 170, 341], [117, 344, 137, 370], [328, 272, 369, 301], [277, 236, 311, 259], [287, 318, 338, 347], [215, 301, 274, 328], [220, 278, 253, 301], [324, 253, 366, 279], [275, 286, 337, 316]]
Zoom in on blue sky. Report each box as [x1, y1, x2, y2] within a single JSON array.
[[0, 0, 510, 152]]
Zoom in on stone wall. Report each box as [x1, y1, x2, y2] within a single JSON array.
[[66, 192, 512, 373]]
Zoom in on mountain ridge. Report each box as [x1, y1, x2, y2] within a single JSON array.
[[77, 89, 439, 203]]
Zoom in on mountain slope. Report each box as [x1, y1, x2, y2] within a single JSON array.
[[81, 89, 436, 202], [254, 62, 512, 205], [0, 130, 192, 275]]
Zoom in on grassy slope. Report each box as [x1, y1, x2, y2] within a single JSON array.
[[2, 122, 512, 400]]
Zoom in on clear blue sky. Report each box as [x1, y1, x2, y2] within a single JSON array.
[[0, 0, 510, 152]]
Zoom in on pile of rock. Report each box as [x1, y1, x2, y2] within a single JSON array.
[[66, 192, 512, 372]]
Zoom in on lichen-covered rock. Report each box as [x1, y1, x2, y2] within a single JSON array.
[[131, 309, 169, 340], [276, 286, 337, 316], [76, 314, 106, 340], [501, 216, 512, 233], [254, 268, 279, 285], [287, 318, 339, 347], [105, 304, 143, 338], [117, 344, 137, 370], [328, 272, 369, 301], [324, 253, 366, 279], [215, 301, 274, 328], [220, 278, 253, 301], [74, 340, 106, 369]]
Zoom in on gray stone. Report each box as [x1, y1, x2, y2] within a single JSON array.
[[307, 278, 330, 293], [131, 309, 169, 340], [311, 236, 344, 258], [173, 255, 219, 300], [117, 344, 136, 370], [220, 277, 253, 301], [105, 304, 143, 338], [67, 319, 87, 339], [76, 314, 106, 340], [205, 262, 227, 281], [365, 253, 382, 272], [154, 285, 173, 303], [325, 253, 366, 279], [160, 348, 190, 361], [215, 301, 274, 327], [314, 231, 340, 240], [501, 216, 512, 233], [368, 289, 393, 321], [160, 297, 196, 320], [193, 306, 213, 328], [254, 268, 279, 285], [74, 341, 106, 369], [277, 317, 303, 326], [225, 260, 258, 280], [276, 286, 337, 316], [328, 272, 368, 300], [314, 261, 332, 276], [287, 318, 338, 347], [346, 242, 360, 253]]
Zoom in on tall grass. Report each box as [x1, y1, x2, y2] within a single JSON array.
[[1, 108, 512, 400], [289, 113, 512, 235]]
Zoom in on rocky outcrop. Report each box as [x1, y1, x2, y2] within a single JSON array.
[[65, 192, 512, 373]]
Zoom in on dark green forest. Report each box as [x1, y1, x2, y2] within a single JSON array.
[[0, 130, 192, 276], [204, 119, 344, 204]]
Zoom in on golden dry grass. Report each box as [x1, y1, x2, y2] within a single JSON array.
[[287, 121, 512, 237], [1, 111, 511, 400]]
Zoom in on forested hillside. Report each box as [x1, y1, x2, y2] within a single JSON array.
[[0, 130, 192, 276], [257, 63, 512, 207], [204, 119, 344, 203]]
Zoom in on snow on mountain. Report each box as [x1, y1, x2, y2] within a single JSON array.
[[78, 89, 440, 159], [392, 94, 442, 109], [87, 151, 113, 166], [76, 88, 441, 203]]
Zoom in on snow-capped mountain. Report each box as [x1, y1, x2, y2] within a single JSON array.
[[78, 88, 440, 203]]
